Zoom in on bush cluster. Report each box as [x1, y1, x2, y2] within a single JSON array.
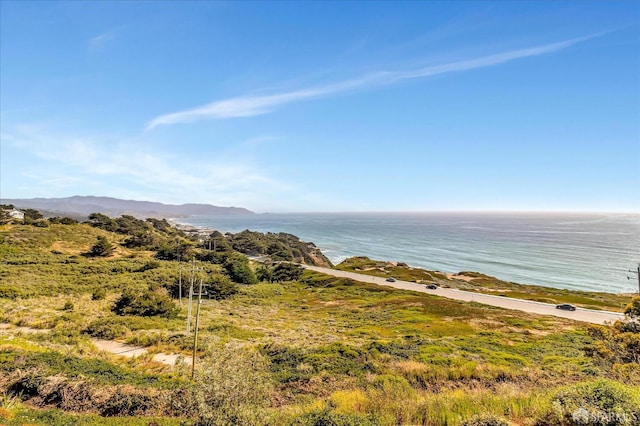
[[112, 289, 179, 318], [536, 379, 640, 426]]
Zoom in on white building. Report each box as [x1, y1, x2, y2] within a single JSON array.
[[8, 209, 25, 220]]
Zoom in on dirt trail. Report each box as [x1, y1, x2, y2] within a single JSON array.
[[0, 323, 48, 334], [0, 323, 190, 366], [92, 339, 192, 366]]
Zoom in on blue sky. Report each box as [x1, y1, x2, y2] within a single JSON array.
[[1, 1, 639, 212]]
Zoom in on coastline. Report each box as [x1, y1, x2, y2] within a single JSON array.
[[169, 216, 634, 312], [172, 213, 640, 295]]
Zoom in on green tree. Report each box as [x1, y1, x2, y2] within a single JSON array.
[[256, 265, 274, 283], [207, 274, 239, 300], [223, 254, 257, 284], [206, 231, 233, 252], [266, 241, 293, 261], [22, 208, 43, 221], [87, 213, 117, 232], [146, 217, 176, 234], [48, 216, 78, 225], [272, 263, 304, 282], [123, 231, 159, 249], [89, 236, 115, 257], [155, 238, 193, 260]]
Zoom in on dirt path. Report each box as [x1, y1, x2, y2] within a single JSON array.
[[91, 339, 192, 366], [0, 323, 190, 367], [304, 265, 625, 325], [0, 323, 49, 334]]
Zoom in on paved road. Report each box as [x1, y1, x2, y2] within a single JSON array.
[[303, 265, 625, 325]]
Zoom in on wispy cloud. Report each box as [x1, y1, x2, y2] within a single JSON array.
[[148, 34, 597, 129], [88, 29, 117, 52], [5, 125, 294, 208]]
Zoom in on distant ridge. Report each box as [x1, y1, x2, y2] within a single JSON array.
[[0, 196, 254, 219]]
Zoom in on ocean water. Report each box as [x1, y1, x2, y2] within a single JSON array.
[[179, 212, 640, 294]]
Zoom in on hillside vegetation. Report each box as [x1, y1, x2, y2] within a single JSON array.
[[1, 217, 639, 425]]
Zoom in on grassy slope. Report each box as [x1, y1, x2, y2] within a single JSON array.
[[0, 224, 638, 425], [336, 256, 632, 312]]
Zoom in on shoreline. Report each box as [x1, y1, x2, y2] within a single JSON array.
[[170, 217, 634, 299]]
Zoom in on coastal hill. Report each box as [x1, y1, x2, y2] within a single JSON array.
[[0, 195, 253, 219], [0, 215, 639, 424]]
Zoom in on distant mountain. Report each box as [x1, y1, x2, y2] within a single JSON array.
[[1, 196, 254, 219]]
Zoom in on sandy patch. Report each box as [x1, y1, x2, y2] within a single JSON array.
[[92, 339, 191, 366], [50, 241, 84, 255], [0, 323, 49, 334], [446, 273, 476, 282]]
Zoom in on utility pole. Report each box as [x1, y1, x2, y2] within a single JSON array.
[[628, 262, 640, 295], [178, 266, 182, 305], [191, 277, 204, 380], [186, 258, 196, 335]]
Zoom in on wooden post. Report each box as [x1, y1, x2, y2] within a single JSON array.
[[178, 266, 182, 305], [186, 258, 195, 335], [191, 277, 204, 380]]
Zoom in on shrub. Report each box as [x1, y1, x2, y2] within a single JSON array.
[[91, 288, 107, 300], [112, 289, 179, 318], [168, 273, 237, 300], [289, 407, 379, 426], [62, 301, 74, 311], [625, 296, 640, 318], [136, 260, 161, 272], [99, 386, 156, 417], [587, 322, 640, 369], [207, 275, 239, 300], [89, 236, 114, 257], [48, 216, 78, 225], [371, 375, 414, 398], [32, 219, 50, 228], [84, 318, 129, 339], [256, 265, 273, 283], [8, 374, 45, 399], [0, 284, 28, 299], [123, 232, 160, 249], [463, 414, 512, 426], [271, 263, 305, 282], [189, 344, 273, 426], [155, 239, 193, 261], [536, 379, 640, 426]]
